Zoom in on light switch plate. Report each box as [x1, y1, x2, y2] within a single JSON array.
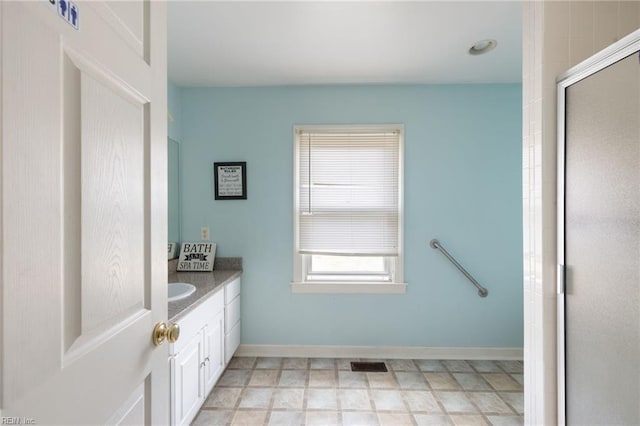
[[201, 226, 210, 241]]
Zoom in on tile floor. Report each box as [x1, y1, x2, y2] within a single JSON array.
[[192, 357, 524, 426]]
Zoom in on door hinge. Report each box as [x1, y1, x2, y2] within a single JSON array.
[[557, 264, 566, 294]]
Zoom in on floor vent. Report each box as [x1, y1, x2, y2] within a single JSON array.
[[350, 361, 388, 372]]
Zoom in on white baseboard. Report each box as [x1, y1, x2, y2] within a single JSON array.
[[236, 344, 523, 360]]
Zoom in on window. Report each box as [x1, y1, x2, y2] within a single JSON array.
[[292, 125, 405, 294]]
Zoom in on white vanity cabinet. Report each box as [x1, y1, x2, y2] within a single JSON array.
[[170, 290, 225, 426], [169, 276, 241, 426], [224, 277, 241, 363]]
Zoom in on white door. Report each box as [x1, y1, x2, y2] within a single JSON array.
[[1, 1, 169, 424]]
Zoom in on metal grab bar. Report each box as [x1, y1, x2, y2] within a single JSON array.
[[430, 239, 488, 297]]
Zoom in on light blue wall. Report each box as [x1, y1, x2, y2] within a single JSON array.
[[168, 80, 183, 142], [180, 84, 523, 347], [168, 81, 183, 243]]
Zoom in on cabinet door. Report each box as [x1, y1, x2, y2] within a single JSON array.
[[204, 311, 225, 394], [225, 321, 241, 364], [172, 333, 205, 426]]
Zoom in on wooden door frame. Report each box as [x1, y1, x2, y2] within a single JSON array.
[[556, 29, 640, 426]]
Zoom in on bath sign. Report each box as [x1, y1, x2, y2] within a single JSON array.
[[177, 242, 216, 272]]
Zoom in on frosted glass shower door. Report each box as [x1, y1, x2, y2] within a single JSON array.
[[562, 50, 640, 424]]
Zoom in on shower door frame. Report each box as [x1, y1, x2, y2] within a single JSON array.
[[556, 28, 640, 426]]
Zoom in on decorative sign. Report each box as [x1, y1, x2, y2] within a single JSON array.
[[214, 162, 247, 200], [47, 0, 80, 30], [168, 242, 178, 260], [177, 242, 216, 272]]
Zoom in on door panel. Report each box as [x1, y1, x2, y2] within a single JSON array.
[[174, 334, 204, 426], [205, 312, 225, 394], [80, 69, 145, 333], [2, 1, 168, 423], [564, 51, 640, 424]]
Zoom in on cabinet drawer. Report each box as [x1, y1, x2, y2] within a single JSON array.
[[225, 295, 240, 334], [171, 289, 224, 355], [225, 277, 241, 304], [225, 321, 240, 364]]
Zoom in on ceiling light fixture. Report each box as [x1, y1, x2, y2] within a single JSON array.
[[469, 39, 497, 56]]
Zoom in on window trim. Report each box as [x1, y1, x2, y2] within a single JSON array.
[[292, 124, 405, 294]]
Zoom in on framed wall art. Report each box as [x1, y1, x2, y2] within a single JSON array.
[[214, 162, 247, 200]]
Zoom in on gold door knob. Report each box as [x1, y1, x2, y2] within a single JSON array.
[[152, 322, 180, 346], [167, 323, 180, 343], [152, 322, 168, 346]]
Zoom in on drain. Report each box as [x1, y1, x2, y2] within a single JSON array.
[[350, 361, 388, 372]]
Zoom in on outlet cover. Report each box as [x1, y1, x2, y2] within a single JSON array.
[[201, 226, 210, 241]]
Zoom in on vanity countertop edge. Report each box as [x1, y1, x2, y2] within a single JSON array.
[[168, 268, 242, 322]]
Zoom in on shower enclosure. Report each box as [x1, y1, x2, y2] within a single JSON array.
[[557, 30, 640, 425]]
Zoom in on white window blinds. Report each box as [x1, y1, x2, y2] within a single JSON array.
[[296, 127, 401, 256]]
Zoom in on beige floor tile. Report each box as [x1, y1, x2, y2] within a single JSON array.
[[238, 388, 273, 409], [396, 372, 429, 390], [231, 409, 267, 425], [195, 357, 524, 425], [371, 389, 405, 411], [249, 369, 279, 387], [309, 370, 337, 388], [497, 361, 523, 374], [377, 412, 414, 425], [272, 388, 304, 410], [310, 358, 336, 369], [449, 414, 489, 426], [306, 388, 338, 410], [256, 357, 283, 369], [228, 357, 256, 369], [336, 358, 354, 370], [510, 374, 524, 386], [338, 389, 372, 410], [443, 360, 474, 373], [267, 411, 304, 425], [424, 372, 462, 390], [452, 373, 492, 391], [203, 387, 242, 408], [367, 372, 399, 389], [192, 409, 234, 426], [434, 391, 477, 413], [486, 415, 524, 425], [416, 360, 447, 372], [468, 360, 502, 373], [481, 374, 523, 391], [402, 390, 442, 413], [305, 411, 339, 426], [218, 369, 251, 387], [278, 370, 307, 387], [338, 371, 367, 388], [282, 357, 308, 370], [499, 392, 524, 415], [467, 392, 513, 414], [342, 411, 379, 426], [414, 414, 453, 425], [388, 359, 418, 371]]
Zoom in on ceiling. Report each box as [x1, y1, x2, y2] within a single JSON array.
[[168, 1, 522, 87]]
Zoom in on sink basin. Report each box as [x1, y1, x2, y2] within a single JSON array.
[[168, 283, 196, 302]]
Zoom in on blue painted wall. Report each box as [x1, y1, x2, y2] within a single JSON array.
[[168, 81, 183, 243], [168, 80, 183, 142], [180, 84, 523, 347]]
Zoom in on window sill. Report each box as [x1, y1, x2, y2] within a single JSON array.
[[290, 282, 407, 294]]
